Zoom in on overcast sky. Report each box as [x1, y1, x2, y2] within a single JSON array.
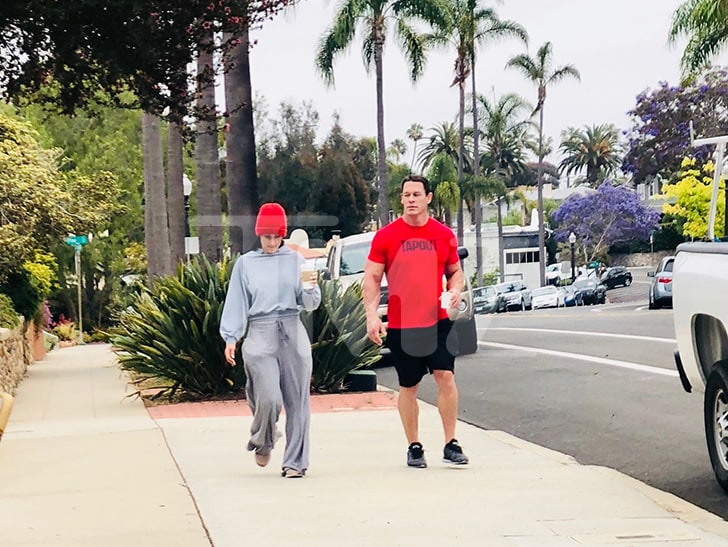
[[247, 0, 688, 164]]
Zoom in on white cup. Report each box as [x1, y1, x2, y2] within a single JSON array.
[[440, 291, 451, 309], [301, 264, 315, 288]]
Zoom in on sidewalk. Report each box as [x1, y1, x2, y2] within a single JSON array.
[[2, 345, 728, 546]]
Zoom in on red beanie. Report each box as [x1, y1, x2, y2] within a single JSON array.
[[255, 203, 287, 237]]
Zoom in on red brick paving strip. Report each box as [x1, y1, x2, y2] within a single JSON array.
[[147, 390, 398, 419]]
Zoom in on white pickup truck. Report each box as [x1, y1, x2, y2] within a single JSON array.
[[673, 242, 728, 492], [673, 125, 728, 492]]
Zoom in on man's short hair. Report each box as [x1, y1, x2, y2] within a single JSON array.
[[401, 174, 431, 194]]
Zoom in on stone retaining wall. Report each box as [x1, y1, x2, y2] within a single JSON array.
[[0, 325, 31, 396], [608, 251, 673, 268]]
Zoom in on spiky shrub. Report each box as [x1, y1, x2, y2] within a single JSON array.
[[301, 279, 382, 393], [110, 255, 245, 400]]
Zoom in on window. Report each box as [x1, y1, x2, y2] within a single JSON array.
[[505, 250, 539, 264]]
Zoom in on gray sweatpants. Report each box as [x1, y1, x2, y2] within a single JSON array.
[[241, 315, 313, 473]]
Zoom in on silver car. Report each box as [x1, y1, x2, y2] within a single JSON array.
[[648, 256, 674, 309], [494, 281, 532, 312]]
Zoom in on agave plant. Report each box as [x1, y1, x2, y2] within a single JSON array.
[[111, 255, 245, 400], [301, 279, 382, 393]]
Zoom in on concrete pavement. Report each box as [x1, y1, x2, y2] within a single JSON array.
[[2, 344, 728, 546]]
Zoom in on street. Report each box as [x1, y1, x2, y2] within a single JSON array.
[[376, 273, 728, 520]]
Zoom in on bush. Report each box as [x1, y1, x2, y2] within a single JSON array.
[[110, 254, 243, 401], [52, 315, 77, 341], [109, 255, 381, 400], [0, 294, 19, 329], [301, 279, 382, 393]]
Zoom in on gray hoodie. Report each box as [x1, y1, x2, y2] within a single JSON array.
[[219, 246, 321, 345]]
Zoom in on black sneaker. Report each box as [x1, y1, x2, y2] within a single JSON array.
[[407, 442, 427, 468], [443, 439, 469, 465]]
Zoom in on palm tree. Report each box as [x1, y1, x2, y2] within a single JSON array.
[[315, 0, 445, 227], [427, 0, 527, 244], [506, 41, 580, 286], [669, 0, 728, 78], [465, 2, 527, 282], [142, 112, 172, 279], [417, 121, 467, 176], [167, 121, 186, 267], [427, 152, 460, 226], [474, 92, 533, 281], [558, 124, 622, 187], [196, 30, 224, 261], [223, 27, 259, 255], [406, 123, 424, 171], [387, 138, 408, 162]]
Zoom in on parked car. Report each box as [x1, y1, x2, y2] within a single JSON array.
[[494, 281, 532, 311], [323, 231, 479, 355], [559, 285, 584, 307], [472, 285, 504, 314], [648, 256, 674, 309], [531, 285, 564, 309], [600, 266, 633, 289], [572, 277, 606, 305], [545, 263, 569, 286]]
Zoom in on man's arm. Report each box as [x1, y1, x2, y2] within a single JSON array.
[[444, 261, 464, 308], [362, 259, 386, 345]]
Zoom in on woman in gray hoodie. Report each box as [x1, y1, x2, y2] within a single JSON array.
[[220, 203, 321, 478]]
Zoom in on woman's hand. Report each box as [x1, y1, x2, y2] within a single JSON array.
[[224, 343, 237, 366]]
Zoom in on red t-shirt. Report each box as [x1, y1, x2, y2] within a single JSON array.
[[368, 217, 459, 329]]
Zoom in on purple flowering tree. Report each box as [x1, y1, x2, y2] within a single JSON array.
[[551, 182, 661, 262], [623, 68, 728, 184]]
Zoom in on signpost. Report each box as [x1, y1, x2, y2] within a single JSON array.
[[65, 235, 89, 344]]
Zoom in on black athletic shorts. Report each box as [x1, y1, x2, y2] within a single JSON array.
[[385, 319, 458, 388]]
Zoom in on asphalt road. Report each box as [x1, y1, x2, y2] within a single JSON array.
[[376, 272, 728, 520]]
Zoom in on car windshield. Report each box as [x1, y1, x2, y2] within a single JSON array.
[[572, 279, 593, 289], [474, 287, 495, 297], [494, 282, 514, 293], [340, 241, 370, 276]]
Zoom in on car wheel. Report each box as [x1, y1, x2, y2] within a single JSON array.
[[625, 277, 632, 287], [705, 362, 728, 493], [454, 317, 478, 355]]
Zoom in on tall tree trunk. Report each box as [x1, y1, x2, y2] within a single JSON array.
[[167, 121, 185, 267], [197, 32, 224, 260], [374, 39, 389, 227], [471, 64, 482, 285], [456, 79, 465, 245], [536, 105, 546, 287], [224, 26, 258, 254], [142, 112, 171, 280]]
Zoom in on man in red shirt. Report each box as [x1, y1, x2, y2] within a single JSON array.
[[363, 175, 469, 468]]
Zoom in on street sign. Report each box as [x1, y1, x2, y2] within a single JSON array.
[[65, 235, 88, 247]]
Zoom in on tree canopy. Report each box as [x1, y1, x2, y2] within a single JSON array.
[[623, 67, 728, 184], [0, 108, 123, 283], [662, 156, 725, 239], [551, 182, 660, 262]]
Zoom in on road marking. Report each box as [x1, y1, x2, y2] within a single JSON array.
[[478, 341, 679, 377], [483, 327, 675, 344]]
